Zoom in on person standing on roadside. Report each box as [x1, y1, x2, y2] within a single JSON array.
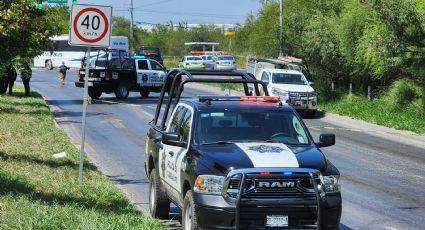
[[20, 62, 32, 97], [58, 62, 70, 85], [0, 64, 6, 95], [5, 63, 17, 96]]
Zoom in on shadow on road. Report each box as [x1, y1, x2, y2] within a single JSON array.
[[340, 223, 354, 230], [107, 175, 149, 186], [93, 96, 162, 106]]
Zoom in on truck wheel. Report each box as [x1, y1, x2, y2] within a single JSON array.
[[45, 60, 53, 70], [88, 88, 102, 99], [115, 83, 129, 100], [182, 190, 198, 230], [140, 91, 150, 98], [149, 170, 170, 219]]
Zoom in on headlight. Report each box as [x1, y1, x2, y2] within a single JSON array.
[[194, 175, 225, 195], [271, 88, 289, 99], [309, 92, 317, 97], [320, 175, 340, 193]]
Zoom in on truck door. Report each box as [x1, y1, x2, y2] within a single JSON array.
[[148, 60, 166, 86], [159, 104, 193, 197], [260, 71, 271, 96], [136, 59, 152, 86]]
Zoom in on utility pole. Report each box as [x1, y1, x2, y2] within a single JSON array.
[[130, 0, 134, 42], [279, 0, 283, 56]]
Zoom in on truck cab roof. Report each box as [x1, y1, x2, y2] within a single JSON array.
[[262, 68, 304, 75]]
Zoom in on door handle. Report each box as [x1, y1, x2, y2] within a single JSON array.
[[168, 151, 174, 157]]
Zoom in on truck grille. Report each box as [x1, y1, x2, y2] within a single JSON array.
[[227, 173, 318, 199]]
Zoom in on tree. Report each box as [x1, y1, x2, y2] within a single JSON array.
[[0, 0, 64, 63]]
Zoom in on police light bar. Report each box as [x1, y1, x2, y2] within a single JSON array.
[[240, 96, 280, 102], [133, 55, 146, 59], [198, 96, 280, 103]]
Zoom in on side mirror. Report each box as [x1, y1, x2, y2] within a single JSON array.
[[309, 81, 315, 87], [316, 133, 335, 148], [162, 132, 186, 148]]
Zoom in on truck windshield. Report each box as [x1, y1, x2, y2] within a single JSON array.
[[272, 73, 307, 85], [187, 57, 202, 61], [218, 56, 234, 61], [197, 110, 310, 145]]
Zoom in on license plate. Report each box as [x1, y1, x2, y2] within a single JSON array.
[[295, 100, 306, 106], [266, 215, 288, 227], [87, 82, 93, 87]]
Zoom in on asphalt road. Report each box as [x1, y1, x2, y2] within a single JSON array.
[[27, 69, 425, 230]]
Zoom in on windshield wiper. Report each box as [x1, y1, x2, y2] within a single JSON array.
[[201, 141, 235, 145]]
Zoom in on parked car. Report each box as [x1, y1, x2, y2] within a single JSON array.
[[215, 55, 237, 70], [200, 55, 217, 70], [179, 56, 205, 70]]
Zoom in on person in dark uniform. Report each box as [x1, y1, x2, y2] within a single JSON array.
[[58, 62, 70, 85], [20, 62, 32, 97], [5, 63, 17, 96], [0, 64, 6, 95]]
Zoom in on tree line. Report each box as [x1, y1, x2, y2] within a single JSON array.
[[232, 0, 425, 93]]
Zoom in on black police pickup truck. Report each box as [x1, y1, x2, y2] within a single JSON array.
[[75, 50, 167, 100], [145, 70, 341, 230]]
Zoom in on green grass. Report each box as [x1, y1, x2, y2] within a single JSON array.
[[163, 56, 180, 69], [0, 86, 165, 230], [320, 94, 425, 134]]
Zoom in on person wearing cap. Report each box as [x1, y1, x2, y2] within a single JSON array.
[[20, 62, 32, 96]]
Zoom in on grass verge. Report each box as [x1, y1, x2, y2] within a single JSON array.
[[0, 86, 165, 230], [320, 94, 425, 134]]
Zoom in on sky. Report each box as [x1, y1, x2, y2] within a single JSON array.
[[74, 0, 262, 24]]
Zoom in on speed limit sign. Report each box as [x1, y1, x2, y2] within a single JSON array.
[[69, 4, 112, 47]]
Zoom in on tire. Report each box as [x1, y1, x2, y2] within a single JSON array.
[[149, 170, 170, 219], [115, 82, 129, 100], [88, 88, 102, 99], [45, 60, 53, 70], [140, 91, 150, 98], [182, 190, 198, 230]]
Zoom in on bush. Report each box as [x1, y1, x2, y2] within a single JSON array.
[[315, 81, 343, 102], [384, 79, 423, 110]]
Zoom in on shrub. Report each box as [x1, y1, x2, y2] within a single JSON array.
[[384, 79, 423, 110]]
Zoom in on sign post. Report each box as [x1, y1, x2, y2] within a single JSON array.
[[69, 4, 112, 186]]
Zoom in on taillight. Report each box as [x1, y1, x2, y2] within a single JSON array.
[[105, 72, 111, 80]]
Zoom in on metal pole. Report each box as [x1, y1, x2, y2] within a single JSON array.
[[229, 38, 232, 52], [349, 83, 352, 95], [367, 86, 371, 100], [279, 0, 283, 56], [79, 46, 91, 186], [130, 0, 134, 41]]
